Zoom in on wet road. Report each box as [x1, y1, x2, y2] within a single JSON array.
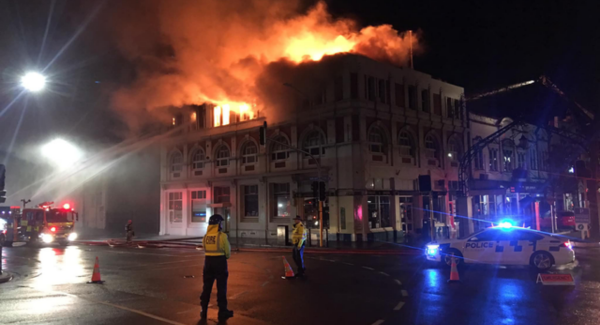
[[1, 244, 599, 325]]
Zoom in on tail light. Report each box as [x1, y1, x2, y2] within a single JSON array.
[[50, 227, 56, 232], [560, 241, 573, 250]]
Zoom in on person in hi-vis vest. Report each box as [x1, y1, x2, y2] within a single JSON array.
[[291, 216, 307, 276], [200, 214, 233, 321]]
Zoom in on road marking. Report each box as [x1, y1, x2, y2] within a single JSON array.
[[379, 272, 390, 277], [30, 287, 186, 325], [394, 301, 405, 311], [401, 290, 408, 297], [362, 266, 375, 271], [372, 320, 385, 325], [176, 308, 198, 315], [261, 281, 270, 287], [342, 262, 354, 266], [229, 291, 248, 300], [395, 279, 402, 285]]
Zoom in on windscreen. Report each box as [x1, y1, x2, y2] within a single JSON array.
[[46, 210, 75, 223]]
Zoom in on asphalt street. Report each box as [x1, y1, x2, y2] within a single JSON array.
[[1, 243, 599, 325]]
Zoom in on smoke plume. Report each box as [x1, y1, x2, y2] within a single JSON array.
[[108, 0, 421, 130]]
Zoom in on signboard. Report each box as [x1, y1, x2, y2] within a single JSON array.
[[536, 273, 574, 286], [574, 208, 590, 224]]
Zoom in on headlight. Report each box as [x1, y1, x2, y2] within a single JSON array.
[[41, 233, 54, 243], [68, 232, 78, 241], [426, 244, 439, 256]]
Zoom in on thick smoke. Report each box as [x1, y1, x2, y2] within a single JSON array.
[[108, 0, 421, 131]]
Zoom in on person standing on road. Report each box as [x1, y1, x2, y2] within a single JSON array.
[[291, 216, 306, 277], [125, 220, 134, 243], [200, 214, 233, 322]]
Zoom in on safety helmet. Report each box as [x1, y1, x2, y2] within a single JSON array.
[[208, 214, 224, 225]]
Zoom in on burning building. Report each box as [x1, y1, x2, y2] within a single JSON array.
[[159, 54, 467, 242]]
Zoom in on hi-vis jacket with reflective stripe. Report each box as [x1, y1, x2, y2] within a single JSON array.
[[292, 222, 306, 248], [203, 225, 231, 259]]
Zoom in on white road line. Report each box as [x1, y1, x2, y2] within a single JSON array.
[[379, 272, 390, 277], [261, 281, 270, 287], [31, 287, 186, 325], [395, 279, 402, 285], [175, 308, 198, 315], [342, 262, 355, 266], [371, 320, 385, 325], [401, 290, 408, 297], [362, 266, 375, 271], [229, 291, 248, 300], [393, 301, 405, 311]]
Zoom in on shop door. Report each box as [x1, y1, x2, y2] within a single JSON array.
[[213, 206, 230, 233], [167, 192, 183, 234], [399, 197, 414, 233]]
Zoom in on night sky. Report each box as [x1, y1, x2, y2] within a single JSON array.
[[1, 0, 599, 149]]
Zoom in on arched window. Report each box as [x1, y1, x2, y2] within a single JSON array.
[[425, 135, 440, 166], [240, 141, 258, 164], [191, 148, 205, 176], [302, 129, 325, 156], [502, 139, 514, 172], [368, 126, 387, 154], [215, 145, 230, 167], [271, 136, 290, 161], [448, 137, 463, 163], [398, 130, 416, 163], [170, 151, 183, 178]]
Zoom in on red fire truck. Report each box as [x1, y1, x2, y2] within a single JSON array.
[[0, 202, 79, 247]]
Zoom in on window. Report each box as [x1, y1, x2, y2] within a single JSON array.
[[448, 138, 462, 162], [489, 148, 499, 171], [446, 98, 454, 118], [191, 190, 207, 223], [454, 99, 462, 119], [270, 136, 290, 161], [530, 149, 538, 170], [191, 149, 205, 174], [395, 83, 405, 107], [474, 149, 484, 170], [368, 127, 387, 159], [367, 196, 390, 229], [425, 135, 440, 164], [213, 105, 231, 127], [399, 197, 414, 232], [334, 75, 343, 101], [365, 76, 376, 101], [398, 130, 416, 163], [168, 192, 183, 223], [350, 73, 358, 99], [272, 183, 290, 218], [408, 85, 417, 109], [302, 129, 325, 156], [378, 79, 387, 103], [517, 151, 526, 169], [421, 89, 430, 113], [472, 229, 500, 241], [433, 93, 442, 115], [170, 152, 183, 173], [241, 142, 258, 164], [340, 207, 346, 230], [214, 186, 230, 204], [502, 140, 514, 172], [540, 150, 548, 171], [242, 185, 259, 218], [215, 145, 230, 167]]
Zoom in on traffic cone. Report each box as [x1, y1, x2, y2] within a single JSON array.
[[447, 256, 460, 283], [282, 256, 295, 279], [87, 256, 104, 284]]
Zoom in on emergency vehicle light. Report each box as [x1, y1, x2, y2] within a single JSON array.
[[63, 203, 71, 210], [50, 227, 56, 232]]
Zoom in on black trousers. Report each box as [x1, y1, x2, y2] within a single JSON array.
[[292, 243, 305, 273], [200, 256, 228, 311]]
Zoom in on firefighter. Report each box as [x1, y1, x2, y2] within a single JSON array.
[[291, 216, 306, 276], [125, 220, 134, 242], [200, 214, 233, 321]]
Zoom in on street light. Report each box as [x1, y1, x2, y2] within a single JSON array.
[[41, 138, 83, 169], [21, 72, 46, 92]]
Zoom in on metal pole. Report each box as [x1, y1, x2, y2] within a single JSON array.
[[429, 194, 435, 241]]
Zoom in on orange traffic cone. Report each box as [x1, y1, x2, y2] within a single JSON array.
[[87, 256, 104, 284], [282, 256, 295, 279], [447, 256, 460, 283]]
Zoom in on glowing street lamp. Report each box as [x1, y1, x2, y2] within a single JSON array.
[[21, 72, 46, 92], [41, 139, 83, 169]]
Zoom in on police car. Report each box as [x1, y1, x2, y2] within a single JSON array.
[[425, 222, 575, 271]]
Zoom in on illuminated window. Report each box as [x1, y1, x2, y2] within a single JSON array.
[[367, 196, 390, 229], [271, 183, 290, 218], [191, 190, 207, 223], [489, 148, 499, 171], [502, 139, 514, 172], [168, 192, 183, 223], [213, 105, 231, 127], [448, 138, 462, 162]]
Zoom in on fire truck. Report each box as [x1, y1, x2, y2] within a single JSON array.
[[0, 202, 79, 247]]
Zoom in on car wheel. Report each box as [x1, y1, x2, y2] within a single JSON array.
[[531, 251, 554, 271], [443, 249, 463, 267]]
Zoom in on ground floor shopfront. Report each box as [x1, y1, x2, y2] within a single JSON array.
[[158, 177, 462, 242]]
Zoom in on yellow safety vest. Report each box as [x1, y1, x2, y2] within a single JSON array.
[[292, 222, 306, 247], [204, 225, 230, 258]]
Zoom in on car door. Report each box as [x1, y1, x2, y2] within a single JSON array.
[[502, 229, 543, 264], [463, 229, 500, 264]]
